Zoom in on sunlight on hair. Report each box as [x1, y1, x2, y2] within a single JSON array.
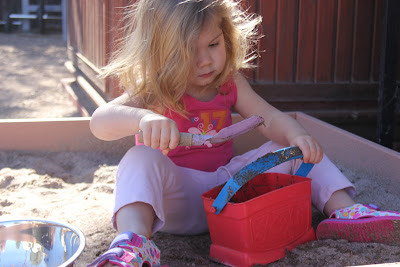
[[100, 0, 262, 117]]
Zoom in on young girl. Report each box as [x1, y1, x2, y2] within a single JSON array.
[[88, 0, 400, 266]]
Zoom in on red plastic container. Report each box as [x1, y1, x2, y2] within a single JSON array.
[[201, 173, 316, 267]]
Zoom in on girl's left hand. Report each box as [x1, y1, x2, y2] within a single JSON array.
[[290, 135, 323, 164]]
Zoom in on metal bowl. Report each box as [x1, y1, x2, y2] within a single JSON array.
[[0, 218, 85, 267]]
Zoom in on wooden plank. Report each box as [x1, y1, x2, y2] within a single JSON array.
[[296, 0, 317, 82], [275, 0, 297, 82], [295, 112, 400, 195], [352, 0, 375, 81], [103, 0, 107, 66], [105, 0, 126, 98], [377, 0, 400, 149], [257, 0, 277, 82], [80, 0, 84, 55], [252, 82, 378, 116], [73, 51, 106, 94], [334, 0, 355, 82], [251, 83, 378, 101], [371, 0, 384, 82], [0, 118, 134, 158], [238, 0, 258, 81], [98, 0, 104, 68], [315, 0, 336, 82]]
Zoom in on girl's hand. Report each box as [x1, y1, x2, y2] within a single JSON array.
[[290, 135, 323, 164], [139, 113, 180, 155]]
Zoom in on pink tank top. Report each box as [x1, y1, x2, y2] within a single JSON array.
[[136, 78, 237, 172]]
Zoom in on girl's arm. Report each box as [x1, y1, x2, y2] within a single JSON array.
[[233, 73, 323, 164], [89, 93, 180, 154]]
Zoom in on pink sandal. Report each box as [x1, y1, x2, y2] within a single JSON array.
[[316, 204, 400, 245], [87, 231, 162, 267]]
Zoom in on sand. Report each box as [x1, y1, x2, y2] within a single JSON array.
[[0, 32, 400, 266]]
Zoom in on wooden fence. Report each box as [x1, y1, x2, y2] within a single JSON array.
[[67, 0, 399, 126], [67, 0, 128, 98]]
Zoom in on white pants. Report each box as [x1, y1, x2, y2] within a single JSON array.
[[113, 141, 355, 235]]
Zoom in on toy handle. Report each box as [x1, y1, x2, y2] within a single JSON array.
[[138, 130, 195, 146], [212, 146, 314, 214]]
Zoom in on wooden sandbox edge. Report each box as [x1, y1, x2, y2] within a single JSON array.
[[0, 113, 399, 193]]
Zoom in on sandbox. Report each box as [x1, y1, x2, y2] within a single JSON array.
[[1, 112, 398, 194], [0, 112, 399, 266]]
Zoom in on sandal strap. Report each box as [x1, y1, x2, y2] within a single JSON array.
[[87, 247, 136, 266], [110, 231, 143, 249], [87, 231, 161, 267], [330, 203, 400, 219], [365, 203, 380, 210]]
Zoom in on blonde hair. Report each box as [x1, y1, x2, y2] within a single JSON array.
[[101, 0, 261, 115]]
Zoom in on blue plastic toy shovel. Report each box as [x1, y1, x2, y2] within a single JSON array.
[[212, 146, 314, 214]]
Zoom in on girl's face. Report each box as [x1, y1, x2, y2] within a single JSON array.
[[188, 19, 227, 91]]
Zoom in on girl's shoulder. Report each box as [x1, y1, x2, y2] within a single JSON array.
[[219, 76, 237, 95], [220, 71, 251, 95]]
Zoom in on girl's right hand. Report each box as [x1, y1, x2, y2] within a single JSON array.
[[139, 113, 180, 155]]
